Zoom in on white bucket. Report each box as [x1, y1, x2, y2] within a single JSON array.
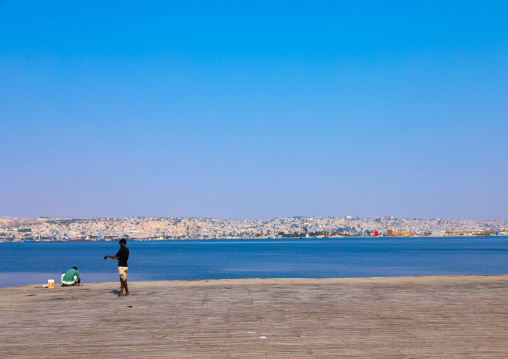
[[48, 279, 55, 288]]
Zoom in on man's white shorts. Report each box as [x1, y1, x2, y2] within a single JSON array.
[[118, 266, 128, 281], [61, 273, 76, 286]]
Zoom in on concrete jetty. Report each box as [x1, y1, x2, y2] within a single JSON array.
[[1, 275, 508, 358]]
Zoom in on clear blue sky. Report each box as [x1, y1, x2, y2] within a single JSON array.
[[1, 1, 507, 219]]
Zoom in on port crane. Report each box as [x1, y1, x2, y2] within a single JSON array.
[[401, 219, 411, 236]]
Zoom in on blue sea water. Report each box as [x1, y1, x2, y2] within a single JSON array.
[[1, 237, 507, 289]]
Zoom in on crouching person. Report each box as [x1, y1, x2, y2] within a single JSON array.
[[61, 267, 81, 286]]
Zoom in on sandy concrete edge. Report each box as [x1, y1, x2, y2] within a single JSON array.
[[2, 273, 508, 291]]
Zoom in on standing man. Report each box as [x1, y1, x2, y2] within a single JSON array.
[[104, 238, 130, 297]]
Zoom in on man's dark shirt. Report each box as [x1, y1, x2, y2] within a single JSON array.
[[116, 247, 129, 267]]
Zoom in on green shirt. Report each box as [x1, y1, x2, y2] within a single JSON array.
[[62, 268, 80, 282]]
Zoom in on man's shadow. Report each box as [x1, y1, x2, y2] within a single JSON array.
[[109, 289, 121, 295]]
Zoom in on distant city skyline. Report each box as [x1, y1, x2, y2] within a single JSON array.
[[1, 1, 507, 220], [2, 216, 507, 242]]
